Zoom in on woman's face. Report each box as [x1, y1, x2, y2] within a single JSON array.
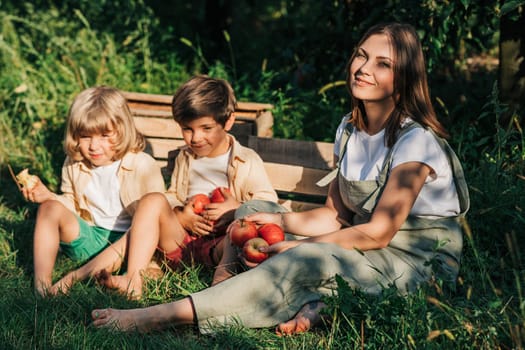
[[349, 33, 395, 103]]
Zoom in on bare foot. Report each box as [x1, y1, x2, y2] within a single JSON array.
[[91, 308, 158, 332], [211, 262, 239, 286], [96, 270, 143, 300], [35, 281, 52, 298], [48, 270, 81, 295], [276, 301, 327, 336], [144, 260, 164, 280]]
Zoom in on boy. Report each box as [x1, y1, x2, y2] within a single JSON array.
[[53, 76, 283, 298]]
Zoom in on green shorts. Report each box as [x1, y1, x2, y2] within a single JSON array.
[[59, 217, 125, 263]]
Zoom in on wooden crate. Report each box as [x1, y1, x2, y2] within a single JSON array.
[[124, 91, 334, 211]]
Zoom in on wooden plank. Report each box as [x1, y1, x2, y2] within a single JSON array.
[[134, 116, 182, 139], [130, 108, 172, 118], [144, 138, 186, 160], [128, 106, 258, 122], [135, 118, 258, 145], [263, 162, 330, 196], [248, 136, 334, 170], [152, 158, 330, 198], [123, 91, 273, 112], [123, 91, 172, 104]]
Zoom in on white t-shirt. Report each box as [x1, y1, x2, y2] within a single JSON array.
[[187, 148, 231, 197], [84, 160, 131, 231], [334, 117, 460, 217]]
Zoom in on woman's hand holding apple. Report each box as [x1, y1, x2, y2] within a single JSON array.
[[258, 240, 301, 255]]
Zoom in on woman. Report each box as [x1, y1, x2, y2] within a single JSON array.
[[91, 22, 469, 335]]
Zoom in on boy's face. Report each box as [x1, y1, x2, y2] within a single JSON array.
[[180, 115, 234, 158]]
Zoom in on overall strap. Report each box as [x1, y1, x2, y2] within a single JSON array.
[[360, 122, 421, 212], [364, 122, 470, 215], [316, 114, 353, 187]]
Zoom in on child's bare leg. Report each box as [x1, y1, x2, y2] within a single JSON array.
[[91, 297, 195, 332], [49, 233, 130, 294], [100, 193, 186, 298], [211, 235, 240, 285], [276, 300, 326, 336], [33, 200, 79, 296]]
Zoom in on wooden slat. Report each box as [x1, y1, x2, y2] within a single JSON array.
[[129, 106, 258, 122], [130, 108, 172, 118], [134, 116, 182, 139], [263, 162, 330, 196], [123, 91, 273, 113], [152, 157, 330, 198], [144, 138, 186, 160], [248, 136, 334, 170], [123, 91, 173, 104], [135, 119, 257, 146]]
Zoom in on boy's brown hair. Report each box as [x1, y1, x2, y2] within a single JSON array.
[[171, 75, 237, 126]]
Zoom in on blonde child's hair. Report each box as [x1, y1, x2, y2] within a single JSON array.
[[64, 86, 145, 161], [171, 75, 237, 126]]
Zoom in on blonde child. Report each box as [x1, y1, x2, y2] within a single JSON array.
[[22, 86, 165, 296], [55, 76, 283, 298]]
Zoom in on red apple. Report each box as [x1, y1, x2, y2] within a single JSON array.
[[191, 193, 211, 214], [210, 187, 230, 203], [242, 237, 269, 263], [229, 219, 258, 247], [258, 223, 285, 245]]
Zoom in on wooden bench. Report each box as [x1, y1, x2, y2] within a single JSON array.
[[124, 91, 334, 211]]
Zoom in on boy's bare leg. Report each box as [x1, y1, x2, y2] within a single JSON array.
[[91, 297, 195, 332], [211, 235, 240, 285], [33, 200, 80, 296], [276, 300, 326, 335], [49, 233, 130, 295], [99, 193, 187, 298]]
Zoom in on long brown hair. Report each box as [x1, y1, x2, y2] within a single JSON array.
[[345, 22, 448, 147]]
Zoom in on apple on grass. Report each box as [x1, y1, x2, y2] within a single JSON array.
[[242, 237, 269, 263], [257, 223, 285, 245], [229, 219, 258, 247], [191, 193, 210, 214]]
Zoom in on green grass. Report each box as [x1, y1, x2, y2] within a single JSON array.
[[1, 3, 524, 349]]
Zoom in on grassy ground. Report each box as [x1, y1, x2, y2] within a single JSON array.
[[1, 4, 524, 350]]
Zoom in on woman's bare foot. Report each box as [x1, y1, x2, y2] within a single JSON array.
[[96, 270, 143, 300], [91, 298, 195, 332], [276, 300, 327, 336], [91, 308, 157, 332]]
